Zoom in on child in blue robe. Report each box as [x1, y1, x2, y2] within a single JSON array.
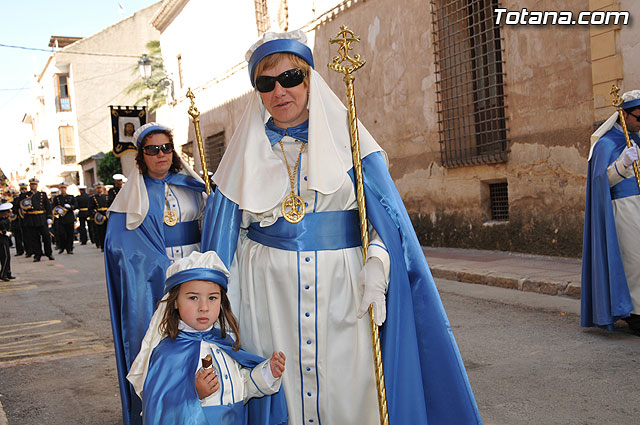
[[127, 251, 288, 425]]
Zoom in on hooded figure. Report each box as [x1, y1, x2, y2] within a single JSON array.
[[127, 251, 287, 425], [581, 90, 640, 334], [105, 122, 207, 425], [200, 30, 482, 425]]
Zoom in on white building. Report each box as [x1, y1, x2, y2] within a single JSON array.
[[23, 3, 161, 188]]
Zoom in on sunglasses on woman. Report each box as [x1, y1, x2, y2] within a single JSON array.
[[143, 142, 174, 156], [255, 68, 307, 93]]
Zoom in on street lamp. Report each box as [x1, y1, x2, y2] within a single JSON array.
[[137, 54, 175, 106], [138, 54, 152, 82]]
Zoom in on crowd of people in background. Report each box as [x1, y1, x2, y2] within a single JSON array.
[[0, 173, 128, 278]]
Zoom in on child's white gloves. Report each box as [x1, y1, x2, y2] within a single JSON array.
[[357, 257, 388, 326]]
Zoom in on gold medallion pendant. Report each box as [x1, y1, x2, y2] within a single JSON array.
[[282, 193, 305, 223], [163, 193, 178, 226], [278, 140, 307, 224], [163, 210, 178, 226]]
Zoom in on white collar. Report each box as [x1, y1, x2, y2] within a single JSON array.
[[107, 159, 204, 230]]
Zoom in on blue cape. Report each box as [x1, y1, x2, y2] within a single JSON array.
[[201, 151, 482, 424], [581, 126, 637, 329], [142, 328, 287, 425], [105, 173, 205, 425]]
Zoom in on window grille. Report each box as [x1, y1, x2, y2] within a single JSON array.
[[205, 132, 226, 175], [431, 0, 509, 168], [489, 181, 509, 221], [254, 0, 270, 36]]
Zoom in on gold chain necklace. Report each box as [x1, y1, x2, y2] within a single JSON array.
[[279, 140, 306, 223], [163, 186, 178, 226]]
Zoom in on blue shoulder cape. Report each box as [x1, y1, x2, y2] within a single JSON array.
[[201, 151, 482, 425], [581, 127, 637, 329], [142, 329, 287, 425], [104, 173, 205, 425]]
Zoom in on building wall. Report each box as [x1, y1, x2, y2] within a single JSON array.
[[53, 2, 161, 166], [155, 0, 640, 257]]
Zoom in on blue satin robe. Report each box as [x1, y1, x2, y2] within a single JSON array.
[[105, 173, 205, 425], [581, 126, 638, 329], [142, 329, 287, 425], [201, 152, 483, 425]]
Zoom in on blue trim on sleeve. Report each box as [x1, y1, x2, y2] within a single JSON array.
[[249, 367, 268, 396]]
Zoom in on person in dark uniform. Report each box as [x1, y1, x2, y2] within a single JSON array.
[[14, 182, 30, 257], [75, 185, 90, 245], [89, 181, 109, 251], [10, 186, 25, 256], [87, 186, 97, 246], [107, 174, 125, 206], [49, 188, 60, 251], [22, 177, 54, 262], [53, 182, 77, 254], [0, 202, 15, 281]]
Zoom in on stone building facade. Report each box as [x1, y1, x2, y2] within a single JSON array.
[[152, 0, 639, 257]]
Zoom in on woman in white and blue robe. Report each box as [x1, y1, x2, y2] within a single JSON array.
[[200, 31, 482, 425], [105, 122, 206, 425]]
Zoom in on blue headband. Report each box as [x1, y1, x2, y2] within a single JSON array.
[[622, 98, 640, 110], [136, 124, 170, 148], [164, 267, 229, 294], [248, 38, 314, 86]]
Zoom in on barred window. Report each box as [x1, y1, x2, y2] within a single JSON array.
[[254, 0, 270, 36], [205, 131, 226, 175], [431, 0, 509, 168], [489, 181, 509, 221]]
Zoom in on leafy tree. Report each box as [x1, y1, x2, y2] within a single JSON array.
[[98, 151, 123, 185], [126, 40, 172, 113]]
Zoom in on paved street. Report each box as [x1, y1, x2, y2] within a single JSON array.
[[0, 243, 639, 424]]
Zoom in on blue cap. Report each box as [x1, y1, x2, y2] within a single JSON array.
[[132, 122, 171, 148], [248, 38, 314, 86], [622, 98, 640, 110], [164, 267, 228, 294]]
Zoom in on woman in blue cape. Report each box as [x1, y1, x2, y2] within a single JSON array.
[[105, 122, 207, 425], [127, 251, 287, 425], [581, 91, 640, 334], [200, 30, 482, 424]]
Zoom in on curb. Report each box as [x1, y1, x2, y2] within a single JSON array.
[[430, 266, 582, 299]]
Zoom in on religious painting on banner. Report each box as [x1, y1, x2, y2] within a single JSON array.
[[110, 106, 147, 157]]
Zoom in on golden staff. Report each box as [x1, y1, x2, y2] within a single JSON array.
[[328, 25, 389, 425], [186, 88, 211, 195], [611, 84, 640, 191]]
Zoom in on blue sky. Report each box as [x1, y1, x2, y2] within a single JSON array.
[[0, 0, 160, 176]]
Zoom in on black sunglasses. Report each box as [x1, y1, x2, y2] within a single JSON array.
[[627, 111, 640, 121], [255, 68, 307, 93], [143, 142, 174, 156]]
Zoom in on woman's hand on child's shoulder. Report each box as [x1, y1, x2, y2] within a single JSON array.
[[195, 367, 219, 400], [269, 351, 286, 378]]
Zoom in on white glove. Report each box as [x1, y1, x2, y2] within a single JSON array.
[[47, 218, 53, 226], [356, 257, 388, 326], [5, 231, 11, 237], [64, 204, 71, 209], [621, 144, 639, 168]]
